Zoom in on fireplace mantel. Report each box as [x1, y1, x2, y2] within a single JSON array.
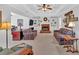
[[40, 24, 51, 33]]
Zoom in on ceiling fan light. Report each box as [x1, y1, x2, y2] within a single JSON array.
[[42, 8, 47, 11], [38, 4, 52, 12]]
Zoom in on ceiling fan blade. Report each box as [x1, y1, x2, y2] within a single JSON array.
[[46, 5, 50, 7], [47, 8, 52, 10], [38, 8, 42, 10]]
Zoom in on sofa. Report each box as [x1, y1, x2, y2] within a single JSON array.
[[12, 28, 37, 40], [23, 28, 37, 40], [54, 28, 75, 45], [0, 43, 33, 55]]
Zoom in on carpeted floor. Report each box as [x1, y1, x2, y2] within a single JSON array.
[[32, 33, 79, 55], [9, 32, 79, 55]]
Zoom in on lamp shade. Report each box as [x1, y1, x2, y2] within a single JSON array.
[[0, 21, 11, 30], [68, 22, 75, 28]]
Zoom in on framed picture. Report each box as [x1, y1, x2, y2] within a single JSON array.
[[34, 20, 37, 24], [64, 11, 78, 27], [17, 19, 23, 26], [74, 17, 78, 21]]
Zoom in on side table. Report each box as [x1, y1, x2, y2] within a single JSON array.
[[72, 38, 79, 53], [63, 35, 79, 53]]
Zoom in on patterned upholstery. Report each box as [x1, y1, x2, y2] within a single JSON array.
[[54, 28, 74, 45], [12, 28, 37, 40], [23, 28, 37, 40]]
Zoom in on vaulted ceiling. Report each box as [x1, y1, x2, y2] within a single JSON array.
[[8, 4, 79, 18]]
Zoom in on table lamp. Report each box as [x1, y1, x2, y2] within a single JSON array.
[[68, 22, 75, 36], [0, 21, 11, 48]]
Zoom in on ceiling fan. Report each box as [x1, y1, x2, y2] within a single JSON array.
[[38, 4, 52, 12]]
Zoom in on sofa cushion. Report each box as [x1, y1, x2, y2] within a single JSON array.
[[66, 31, 72, 35], [59, 28, 65, 33], [63, 30, 67, 34], [59, 28, 74, 35]]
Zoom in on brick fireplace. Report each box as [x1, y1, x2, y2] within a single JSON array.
[[40, 24, 51, 33]]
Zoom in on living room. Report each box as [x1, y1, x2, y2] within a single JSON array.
[[0, 4, 79, 55]]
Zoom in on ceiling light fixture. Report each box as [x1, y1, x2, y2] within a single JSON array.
[[38, 4, 52, 12]]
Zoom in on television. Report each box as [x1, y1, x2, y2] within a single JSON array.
[[29, 19, 33, 26]]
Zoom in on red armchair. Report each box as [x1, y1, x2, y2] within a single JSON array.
[[12, 31, 20, 41]]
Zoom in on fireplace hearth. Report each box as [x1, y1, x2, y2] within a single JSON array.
[[40, 24, 51, 33], [42, 27, 49, 31]]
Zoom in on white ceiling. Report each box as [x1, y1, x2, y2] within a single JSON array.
[[8, 4, 79, 18]]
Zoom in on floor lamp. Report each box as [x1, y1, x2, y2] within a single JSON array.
[[0, 21, 11, 48]]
